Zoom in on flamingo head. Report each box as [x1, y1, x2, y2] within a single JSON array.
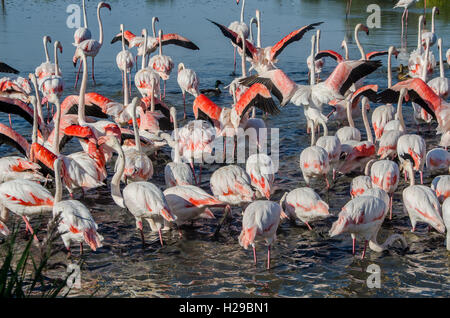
[[99, 2, 111, 11], [236, 0, 240, 4], [357, 24, 369, 36], [177, 63, 185, 73]]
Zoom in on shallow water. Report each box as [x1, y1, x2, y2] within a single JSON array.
[[0, 0, 449, 297]]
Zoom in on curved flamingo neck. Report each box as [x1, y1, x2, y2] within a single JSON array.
[[397, 90, 406, 131], [54, 43, 60, 77], [141, 29, 148, 70], [346, 99, 355, 128], [78, 52, 88, 125], [310, 35, 316, 85], [30, 75, 44, 124], [240, 32, 247, 77], [387, 47, 393, 88], [417, 16, 423, 51], [369, 234, 407, 253], [361, 98, 373, 143], [31, 97, 38, 145], [97, 4, 104, 46], [52, 98, 61, 155], [256, 10, 261, 47], [438, 39, 444, 78], [354, 25, 366, 60], [431, 7, 436, 33], [43, 37, 50, 63], [111, 140, 126, 208], [152, 17, 158, 38], [158, 30, 163, 56], [342, 40, 349, 60], [54, 159, 63, 204], [421, 38, 430, 81], [240, 0, 245, 23], [82, 0, 88, 28], [131, 99, 142, 154]]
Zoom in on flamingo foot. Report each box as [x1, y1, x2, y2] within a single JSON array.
[[267, 245, 271, 270], [158, 229, 164, 247], [253, 246, 257, 266], [361, 240, 368, 259]]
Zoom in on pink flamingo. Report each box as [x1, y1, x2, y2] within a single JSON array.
[[427, 38, 449, 100], [402, 160, 445, 233], [73, 2, 111, 88], [246, 153, 275, 200], [431, 175, 450, 203], [397, 134, 426, 184], [330, 195, 407, 259], [177, 63, 199, 120], [52, 158, 103, 256], [72, 0, 92, 46], [149, 29, 174, 99], [280, 187, 329, 230], [366, 159, 400, 220], [101, 135, 175, 247], [425, 148, 450, 174], [239, 200, 283, 269], [164, 108, 194, 188], [116, 24, 134, 95]]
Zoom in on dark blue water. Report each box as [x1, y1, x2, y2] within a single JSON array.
[[0, 0, 449, 297]]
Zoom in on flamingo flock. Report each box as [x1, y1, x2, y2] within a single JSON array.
[[0, 0, 449, 275]]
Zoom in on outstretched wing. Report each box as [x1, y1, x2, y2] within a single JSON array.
[[234, 83, 280, 118], [160, 34, 199, 50], [315, 50, 344, 63], [207, 19, 257, 59], [270, 22, 324, 61], [0, 62, 19, 74]]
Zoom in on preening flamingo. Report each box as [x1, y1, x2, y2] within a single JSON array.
[[397, 133, 426, 184], [425, 148, 450, 174], [408, 16, 436, 80], [0, 156, 45, 184], [330, 195, 407, 259], [402, 161, 445, 233], [431, 175, 450, 203], [177, 63, 199, 120], [73, 1, 111, 88], [102, 135, 175, 247], [299, 145, 330, 189], [246, 153, 275, 200], [52, 158, 103, 256], [163, 185, 222, 229], [350, 176, 372, 198], [239, 200, 283, 269], [73, 0, 92, 46], [366, 159, 400, 220], [149, 29, 174, 99], [164, 108, 194, 187], [280, 187, 329, 230]]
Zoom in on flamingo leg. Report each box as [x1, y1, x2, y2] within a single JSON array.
[[8, 114, 12, 128], [253, 246, 257, 265], [389, 193, 393, 220], [67, 247, 72, 258], [158, 228, 164, 247], [352, 236, 356, 255], [332, 168, 336, 181], [139, 229, 145, 247], [267, 245, 271, 270], [129, 72, 132, 97], [22, 216, 39, 244], [80, 242, 83, 256], [304, 221, 313, 231], [324, 175, 330, 189], [400, 9, 406, 48], [420, 171, 423, 185], [361, 240, 368, 259]]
